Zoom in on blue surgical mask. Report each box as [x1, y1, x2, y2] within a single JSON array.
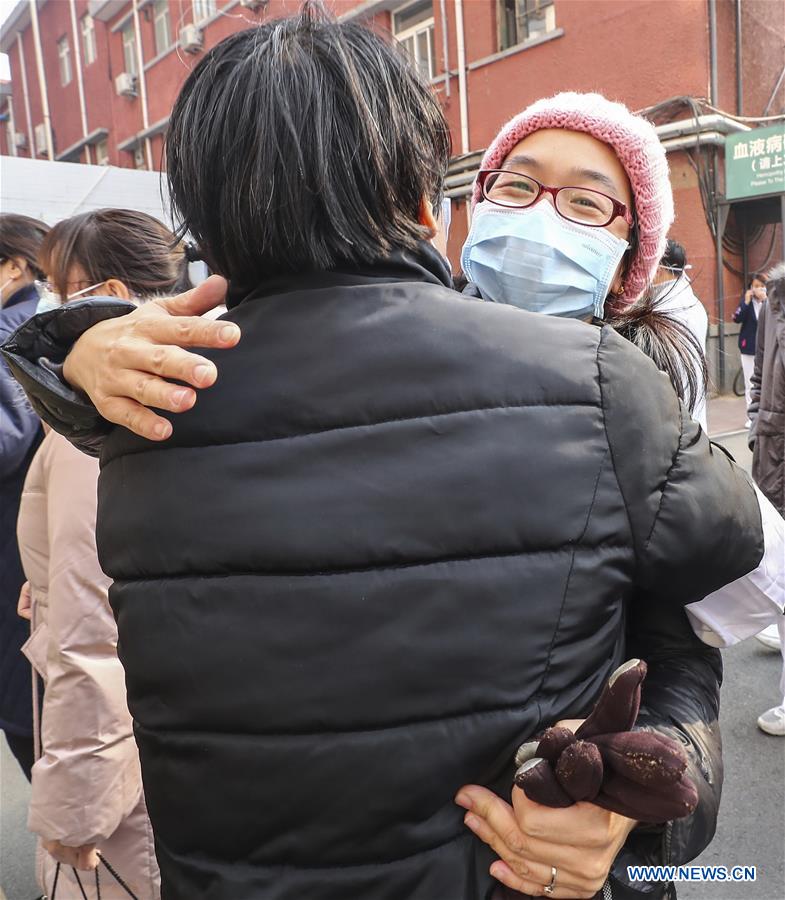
[[460, 201, 630, 320]]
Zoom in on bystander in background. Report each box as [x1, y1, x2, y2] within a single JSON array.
[[734, 272, 768, 427]]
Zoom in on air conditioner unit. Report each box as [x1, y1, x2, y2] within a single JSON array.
[[14, 132, 27, 149], [34, 123, 48, 155], [179, 24, 203, 53], [240, 0, 268, 9], [115, 72, 138, 97]]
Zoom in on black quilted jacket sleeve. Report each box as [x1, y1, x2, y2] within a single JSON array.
[[596, 324, 763, 900], [0, 299, 135, 457], [597, 324, 763, 602], [606, 599, 724, 899]]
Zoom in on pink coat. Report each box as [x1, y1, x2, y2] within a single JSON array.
[[17, 430, 160, 899]]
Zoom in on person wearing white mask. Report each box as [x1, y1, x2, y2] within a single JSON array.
[[0, 213, 48, 780], [649, 239, 709, 431]]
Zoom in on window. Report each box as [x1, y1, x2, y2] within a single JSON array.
[[57, 36, 72, 86], [81, 14, 97, 65], [498, 0, 556, 51], [122, 23, 137, 75], [95, 139, 109, 166], [133, 146, 147, 169], [192, 0, 217, 22], [393, 1, 435, 80], [153, 0, 171, 55]]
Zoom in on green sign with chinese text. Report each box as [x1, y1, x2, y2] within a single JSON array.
[[725, 125, 785, 200]]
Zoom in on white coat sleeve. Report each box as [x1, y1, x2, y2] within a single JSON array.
[[686, 485, 785, 648]]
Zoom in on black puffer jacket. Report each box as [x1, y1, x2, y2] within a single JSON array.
[[2, 247, 763, 900], [0, 282, 42, 747]]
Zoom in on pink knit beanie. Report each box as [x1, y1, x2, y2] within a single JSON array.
[[473, 92, 674, 302]]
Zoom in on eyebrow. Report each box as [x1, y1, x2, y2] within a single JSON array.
[[503, 154, 540, 170], [500, 155, 623, 198], [569, 166, 621, 195]]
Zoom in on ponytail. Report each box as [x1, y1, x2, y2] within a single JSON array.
[[171, 241, 202, 294]]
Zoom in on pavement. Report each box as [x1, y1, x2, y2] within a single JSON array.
[[706, 394, 750, 440], [676, 394, 784, 900], [0, 736, 37, 900], [707, 394, 753, 472], [1, 394, 782, 900]]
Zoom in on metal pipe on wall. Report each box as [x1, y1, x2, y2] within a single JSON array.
[[735, 0, 743, 116], [454, 0, 469, 156], [131, 0, 153, 169], [16, 32, 34, 158], [708, 0, 726, 390], [68, 0, 91, 164], [28, 0, 54, 160], [708, 0, 718, 106], [439, 0, 450, 98]]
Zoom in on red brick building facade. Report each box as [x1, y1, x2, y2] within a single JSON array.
[[1, 0, 783, 379]]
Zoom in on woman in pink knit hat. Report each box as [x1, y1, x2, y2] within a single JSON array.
[[461, 92, 711, 413], [454, 92, 720, 900], [453, 89, 783, 900], [462, 91, 673, 317]]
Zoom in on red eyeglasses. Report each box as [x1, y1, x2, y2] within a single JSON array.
[[478, 169, 634, 228]]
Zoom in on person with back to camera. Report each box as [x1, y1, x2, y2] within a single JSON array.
[[1, 9, 766, 900], [733, 272, 768, 426], [0, 213, 48, 781]]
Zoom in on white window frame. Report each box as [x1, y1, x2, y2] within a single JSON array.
[[57, 35, 72, 86], [121, 23, 137, 75], [81, 14, 97, 66], [95, 139, 109, 166], [153, 0, 171, 55], [393, 1, 435, 80], [192, 0, 217, 23], [498, 0, 556, 51]]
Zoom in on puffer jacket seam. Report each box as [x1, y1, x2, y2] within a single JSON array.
[[596, 327, 637, 568], [536, 448, 609, 697], [111, 539, 632, 582], [134, 699, 541, 738], [99, 399, 602, 464], [642, 403, 685, 552], [160, 830, 469, 873]]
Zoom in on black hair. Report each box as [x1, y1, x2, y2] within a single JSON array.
[[764, 263, 783, 312], [609, 238, 708, 414], [748, 272, 767, 287], [608, 295, 708, 415], [0, 213, 49, 280], [40, 208, 192, 300], [660, 238, 687, 274], [164, 2, 451, 289]]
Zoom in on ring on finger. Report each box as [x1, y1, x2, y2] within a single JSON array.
[[543, 865, 557, 895]]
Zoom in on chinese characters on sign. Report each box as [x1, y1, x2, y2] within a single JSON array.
[[726, 125, 785, 200]]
